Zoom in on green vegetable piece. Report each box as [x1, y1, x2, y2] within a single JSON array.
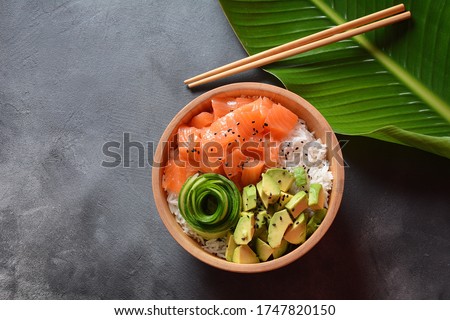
[[267, 209, 293, 248], [308, 183, 325, 210], [232, 245, 259, 264], [293, 166, 308, 187], [255, 238, 273, 262], [306, 209, 327, 238], [242, 184, 257, 211], [255, 210, 269, 229], [274, 191, 293, 211], [234, 213, 254, 245], [285, 191, 308, 218], [272, 239, 289, 259], [284, 213, 307, 244], [256, 181, 269, 208], [265, 168, 295, 192], [262, 173, 281, 204], [225, 232, 237, 262], [178, 173, 241, 239]]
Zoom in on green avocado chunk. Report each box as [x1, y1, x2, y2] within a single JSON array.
[[261, 173, 281, 204], [234, 213, 255, 245], [272, 239, 289, 259], [255, 210, 269, 229], [256, 181, 269, 208], [225, 232, 237, 262], [265, 168, 295, 192], [308, 183, 325, 210], [306, 209, 327, 238], [284, 213, 307, 244], [233, 245, 259, 264], [274, 191, 294, 211], [267, 209, 293, 248], [255, 238, 273, 262], [285, 191, 308, 218], [242, 184, 257, 211]]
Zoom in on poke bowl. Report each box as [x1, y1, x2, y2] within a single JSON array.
[[152, 82, 344, 273]]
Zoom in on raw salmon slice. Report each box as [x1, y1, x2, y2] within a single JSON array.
[[162, 159, 198, 194], [241, 160, 265, 187], [265, 103, 298, 141], [190, 111, 214, 129]]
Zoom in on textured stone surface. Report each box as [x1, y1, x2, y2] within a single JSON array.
[[0, 0, 449, 299]]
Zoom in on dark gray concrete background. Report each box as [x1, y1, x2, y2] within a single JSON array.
[[1, 0, 449, 299]]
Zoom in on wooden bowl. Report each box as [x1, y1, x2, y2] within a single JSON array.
[[152, 82, 344, 273]]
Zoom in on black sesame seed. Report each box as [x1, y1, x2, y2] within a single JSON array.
[[280, 216, 283, 221], [236, 122, 240, 125], [252, 120, 255, 123], [272, 223, 276, 227], [278, 180, 281, 183]]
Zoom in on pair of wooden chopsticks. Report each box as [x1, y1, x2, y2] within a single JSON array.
[[185, 4, 410, 88]]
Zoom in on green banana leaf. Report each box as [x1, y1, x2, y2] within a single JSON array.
[[218, 0, 450, 159]]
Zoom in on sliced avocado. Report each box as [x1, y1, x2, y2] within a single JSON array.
[[265, 168, 295, 192], [274, 191, 293, 211], [293, 166, 308, 187], [225, 232, 237, 262], [284, 213, 307, 244], [255, 210, 270, 229], [256, 181, 269, 208], [272, 239, 289, 259], [261, 173, 281, 204], [285, 191, 308, 218], [234, 213, 255, 245], [242, 184, 257, 211], [267, 209, 293, 248], [308, 183, 325, 210], [306, 209, 327, 238], [255, 238, 273, 262], [232, 245, 259, 264]]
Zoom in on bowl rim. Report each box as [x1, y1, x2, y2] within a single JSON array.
[[152, 82, 345, 273]]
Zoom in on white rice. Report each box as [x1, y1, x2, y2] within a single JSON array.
[[165, 119, 333, 258]]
